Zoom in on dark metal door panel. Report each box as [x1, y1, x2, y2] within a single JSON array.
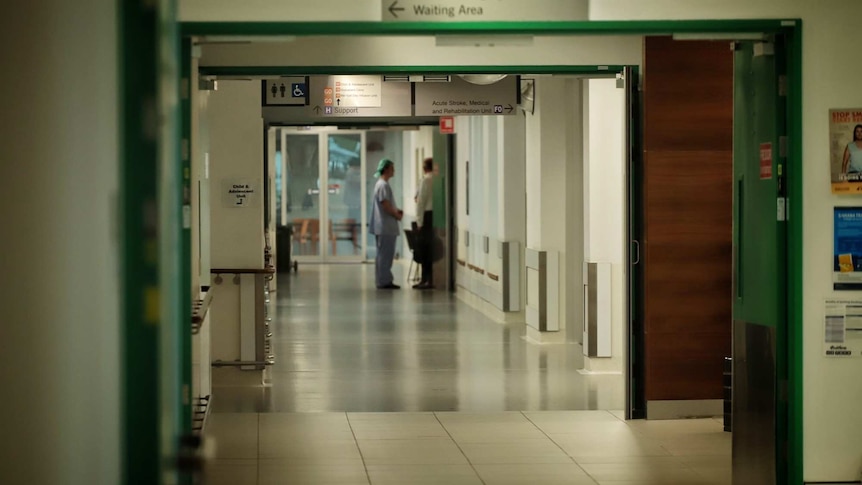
[[732, 38, 788, 485]]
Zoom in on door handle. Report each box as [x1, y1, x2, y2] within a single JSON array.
[[632, 240, 641, 265]]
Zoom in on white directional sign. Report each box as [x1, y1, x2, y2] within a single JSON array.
[[414, 76, 518, 117], [382, 0, 587, 22], [321, 75, 382, 108]]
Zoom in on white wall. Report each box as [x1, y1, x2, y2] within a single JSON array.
[[584, 78, 626, 371], [401, 126, 434, 260], [200, 35, 642, 70], [0, 2, 120, 484], [206, 81, 265, 361], [590, 1, 862, 481], [208, 81, 265, 269]]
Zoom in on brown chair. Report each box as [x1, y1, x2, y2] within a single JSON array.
[[330, 218, 360, 255], [294, 218, 321, 255]]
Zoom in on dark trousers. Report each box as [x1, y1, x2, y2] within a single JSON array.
[[420, 211, 433, 284]]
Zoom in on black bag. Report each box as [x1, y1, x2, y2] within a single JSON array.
[[414, 233, 444, 264]]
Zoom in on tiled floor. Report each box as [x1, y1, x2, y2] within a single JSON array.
[[203, 264, 730, 484]]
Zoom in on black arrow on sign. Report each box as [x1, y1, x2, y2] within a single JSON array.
[[505, 104, 514, 113], [313, 105, 321, 114], [388, 0, 405, 18]]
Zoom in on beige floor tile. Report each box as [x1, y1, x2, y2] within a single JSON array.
[[626, 418, 724, 438], [259, 412, 355, 440], [691, 467, 732, 485], [358, 438, 469, 465], [541, 421, 637, 437], [202, 460, 258, 485], [351, 422, 450, 440], [525, 411, 632, 436], [258, 438, 363, 463], [348, 412, 438, 423], [676, 455, 732, 468], [348, 412, 449, 440], [207, 414, 259, 459], [556, 437, 671, 459], [258, 462, 369, 485], [459, 440, 574, 464], [524, 411, 622, 424], [443, 420, 548, 442], [474, 463, 597, 485], [656, 434, 731, 456], [581, 461, 708, 483], [609, 410, 627, 421], [595, 480, 712, 485], [435, 412, 531, 424], [366, 465, 483, 485], [573, 455, 685, 466]]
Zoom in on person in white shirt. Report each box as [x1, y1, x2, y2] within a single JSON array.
[[413, 157, 434, 289]]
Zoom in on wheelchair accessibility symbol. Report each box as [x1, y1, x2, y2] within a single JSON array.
[[291, 83, 306, 98]]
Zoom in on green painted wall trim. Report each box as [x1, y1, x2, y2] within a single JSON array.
[[182, 19, 798, 37], [199, 65, 625, 76], [787, 24, 804, 485], [180, 37, 193, 437], [121, 1, 160, 483]]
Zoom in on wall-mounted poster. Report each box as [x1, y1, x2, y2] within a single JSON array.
[[834, 207, 862, 290], [830, 108, 862, 194], [823, 299, 862, 358]]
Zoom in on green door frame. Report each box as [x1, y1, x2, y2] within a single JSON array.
[[166, 18, 802, 484]]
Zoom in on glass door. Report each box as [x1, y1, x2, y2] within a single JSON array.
[[282, 129, 366, 263], [283, 131, 324, 260], [325, 132, 366, 261]]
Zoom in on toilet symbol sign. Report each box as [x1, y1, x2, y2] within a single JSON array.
[[262, 78, 307, 106]]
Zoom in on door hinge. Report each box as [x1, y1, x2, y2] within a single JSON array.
[[778, 75, 788, 97]]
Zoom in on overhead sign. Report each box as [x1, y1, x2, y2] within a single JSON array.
[[262, 75, 517, 122], [262, 77, 307, 106], [414, 75, 518, 117], [264, 76, 411, 122], [382, 0, 587, 21], [321, 75, 382, 108]]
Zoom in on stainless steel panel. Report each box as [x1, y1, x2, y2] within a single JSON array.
[[732, 320, 776, 485], [501, 241, 510, 311], [586, 263, 598, 357]]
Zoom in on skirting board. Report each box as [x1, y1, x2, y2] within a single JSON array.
[[647, 399, 723, 420]]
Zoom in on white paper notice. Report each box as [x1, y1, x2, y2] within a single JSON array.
[[824, 299, 862, 358], [222, 178, 261, 208]]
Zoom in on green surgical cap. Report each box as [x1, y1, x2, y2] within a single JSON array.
[[375, 158, 393, 178]]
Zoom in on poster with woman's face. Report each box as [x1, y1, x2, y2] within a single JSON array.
[[830, 108, 862, 194]]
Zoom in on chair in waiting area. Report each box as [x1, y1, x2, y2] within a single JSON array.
[[330, 218, 360, 255], [293, 218, 321, 255]]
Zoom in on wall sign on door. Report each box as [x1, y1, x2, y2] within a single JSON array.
[[439, 116, 455, 134], [222, 178, 261, 208]]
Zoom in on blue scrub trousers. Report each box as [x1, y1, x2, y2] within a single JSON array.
[[375, 234, 397, 287]]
